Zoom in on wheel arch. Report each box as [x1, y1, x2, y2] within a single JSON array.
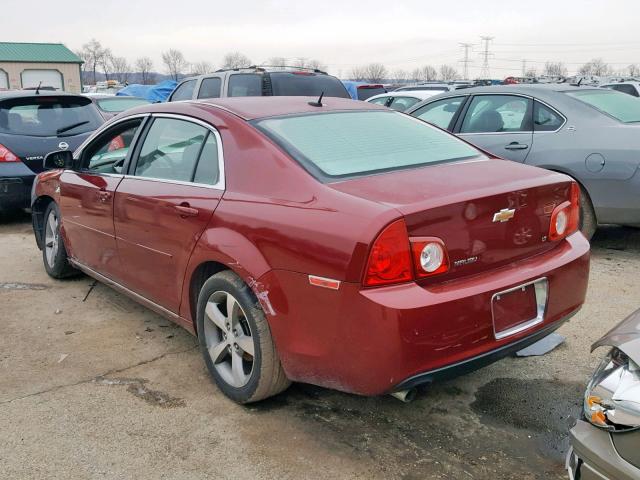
[[31, 195, 56, 250], [541, 166, 598, 224]]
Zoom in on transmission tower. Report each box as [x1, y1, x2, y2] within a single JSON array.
[[459, 43, 473, 80], [479, 36, 494, 78]]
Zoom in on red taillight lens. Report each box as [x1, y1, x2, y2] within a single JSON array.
[[549, 182, 580, 241], [0, 143, 19, 162], [363, 219, 412, 287], [411, 237, 450, 278]]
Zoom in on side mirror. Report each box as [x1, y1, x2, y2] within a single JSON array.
[[43, 150, 74, 170]]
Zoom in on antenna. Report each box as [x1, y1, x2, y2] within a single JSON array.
[[308, 91, 324, 107], [459, 43, 473, 80], [35, 81, 42, 95], [479, 36, 494, 78]]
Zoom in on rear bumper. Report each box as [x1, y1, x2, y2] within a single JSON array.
[[567, 420, 640, 480], [0, 163, 35, 211], [260, 232, 590, 396]]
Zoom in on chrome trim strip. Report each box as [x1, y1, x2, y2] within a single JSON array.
[[68, 258, 183, 323], [63, 218, 115, 238], [121, 174, 224, 191], [491, 277, 548, 340]]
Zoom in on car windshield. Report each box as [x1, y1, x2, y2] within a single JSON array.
[[96, 97, 150, 113], [0, 96, 103, 137], [565, 89, 640, 123], [269, 72, 350, 98], [254, 110, 484, 180]]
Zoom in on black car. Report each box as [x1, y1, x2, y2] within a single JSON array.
[[167, 66, 351, 101], [0, 91, 104, 212]]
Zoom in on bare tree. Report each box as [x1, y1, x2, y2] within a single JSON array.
[[222, 52, 251, 69], [100, 49, 114, 81], [349, 66, 367, 81], [191, 61, 214, 75], [162, 49, 188, 81], [391, 69, 408, 83], [411, 65, 437, 82], [579, 58, 611, 76], [75, 49, 92, 83], [267, 56, 287, 69], [135, 57, 155, 84], [110, 56, 131, 84], [525, 67, 538, 78], [81, 38, 108, 84], [439, 65, 459, 81], [627, 64, 640, 77], [361, 63, 387, 82], [543, 62, 568, 77], [305, 59, 327, 72]]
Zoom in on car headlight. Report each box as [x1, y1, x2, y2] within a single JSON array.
[[584, 347, 640, 431]]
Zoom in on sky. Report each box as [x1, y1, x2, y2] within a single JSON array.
[[5, 0, 640, 78]]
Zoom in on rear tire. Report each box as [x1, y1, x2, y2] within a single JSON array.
[[196, 270, 290, 403], [578, 186, 597, 240], [42, 202, 77, 279]]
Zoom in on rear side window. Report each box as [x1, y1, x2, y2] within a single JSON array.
[[269, 72, 350, 98], [198, 77, 222, 99], [193, 133, 219, 185], [0, 96, 103, 137], [411, 96, 464, 130], [461, 95, 532, 133], [534, 101, 564, 131], [566, 89, 640, 123], [254, 110, 483, 179], [228, 74, 262, 97], [170, 80, 196, 101], [134, 118, 208, 182]]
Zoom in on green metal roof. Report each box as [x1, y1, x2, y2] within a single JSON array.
[[0, 42, 82, 64]]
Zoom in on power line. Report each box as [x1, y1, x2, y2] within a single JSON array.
[[479, 36, 494, 78], [459, 43, 473, 80]]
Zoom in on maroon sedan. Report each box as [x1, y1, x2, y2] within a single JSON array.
[[31, 97, 590, 403]]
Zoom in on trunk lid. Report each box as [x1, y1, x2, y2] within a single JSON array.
[[331, 158, 574, 281]]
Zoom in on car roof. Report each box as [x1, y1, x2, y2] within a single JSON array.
[[434, 84, 593, 96], [166, 96, 385, 121], [0, 90, 86, 100], [177, 67, 333, 84], [366, 90, 438, 102]]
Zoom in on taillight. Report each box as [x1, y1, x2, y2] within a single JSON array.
[[363, 221, 450, 287], [0, 143, 19, 162], [548, 182, 580, 241], [363, 219, 412, 287], [411, 238, 450, 278]]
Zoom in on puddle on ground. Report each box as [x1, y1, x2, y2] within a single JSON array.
[[0, 282, 48, 290], [94, 376, 185, 408], [471, 377, 584, 461]]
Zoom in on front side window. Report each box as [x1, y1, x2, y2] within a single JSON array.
[[534, 101, 564, 132], [566, 89, 640, 123], [254, 110, 484, 180], [0, 96, 103, 137], [461, 95, 532, 133], [134, 118, 208, 182], [198, 77, 222, 99], [411, 96, 464, 130], [84, 120, 143, 173], [388, 96, 421, 111], [170, 80, 196, 101], [228, 74, 262, 97]]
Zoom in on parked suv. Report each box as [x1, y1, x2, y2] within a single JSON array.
[[167, 67, 351, 102], [0, 91, 103, 213]]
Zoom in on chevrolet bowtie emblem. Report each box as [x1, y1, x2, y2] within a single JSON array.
[[493, 208, 515, 223]]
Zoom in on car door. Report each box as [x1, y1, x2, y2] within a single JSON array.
[[456, 94, 534, 163], [59, 116, 147, 277], [113, 115, 224, 312]]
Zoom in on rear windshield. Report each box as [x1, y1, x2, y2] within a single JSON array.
[[0, 96, 103, 137], [96, 97, 150, 113], [565, 89, 640, 123], [270, 72, 350, 98], [254, 110, 483, 180], [357, 87, 386, 100]]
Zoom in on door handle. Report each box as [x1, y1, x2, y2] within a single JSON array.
[[504, 142, 529, 150], [174, 204, 199, 218]]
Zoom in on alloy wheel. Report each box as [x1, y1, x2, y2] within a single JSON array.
[[203, 291, 255, 388], [44, 211, 59, 268]]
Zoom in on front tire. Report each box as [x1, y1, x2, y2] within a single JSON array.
[[196, 270, 290, 403], [42, 202, 77, 279]]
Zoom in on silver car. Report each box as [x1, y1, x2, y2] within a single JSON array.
[[566, 308, 640, 479], [407, 85, 640, 238]]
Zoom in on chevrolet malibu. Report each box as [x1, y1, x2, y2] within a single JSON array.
[[31, 97, 590, 403]]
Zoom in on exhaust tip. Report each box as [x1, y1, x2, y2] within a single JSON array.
[[390, 388, 417, 403]]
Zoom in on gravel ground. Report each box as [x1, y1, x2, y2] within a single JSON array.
[[1, 210, 639, 480]]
